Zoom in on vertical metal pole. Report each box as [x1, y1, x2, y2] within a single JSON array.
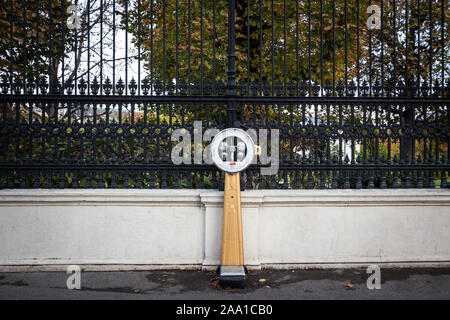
[[226, 0, 237, 128]]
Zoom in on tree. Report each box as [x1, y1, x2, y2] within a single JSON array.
[[364, 0, 449, 162], [0, 0, 125, 93], [0, 0, 75, 85], [120, 0, 373, 162], [365, 0, 449, 88], [121, 0, 371, 85]]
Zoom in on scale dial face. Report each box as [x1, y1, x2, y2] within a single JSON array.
[[211, 128, 255, 173]]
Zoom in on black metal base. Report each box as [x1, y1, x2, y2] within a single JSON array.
[[218, 266, 246, 287]]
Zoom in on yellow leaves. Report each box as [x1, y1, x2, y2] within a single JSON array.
[[345, 283, 355, 289], [209, 275, 220, 288]]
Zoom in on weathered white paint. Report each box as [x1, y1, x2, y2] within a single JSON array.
[[0, 189, 449, 269]]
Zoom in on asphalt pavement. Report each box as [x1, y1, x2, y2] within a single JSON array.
[[0, 268, 449, 300]]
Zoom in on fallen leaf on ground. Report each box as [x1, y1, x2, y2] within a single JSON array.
[[265, 285, 271, 288], [345, 283, 354, 289], [209, 276, 220, 289]]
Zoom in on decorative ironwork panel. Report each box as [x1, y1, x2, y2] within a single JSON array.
[[0, 0, 448, 189]]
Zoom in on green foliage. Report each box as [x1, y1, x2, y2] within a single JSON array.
[[0, 0, 76, 81], [120, 0, 371, 83], [367, 0, 449, 84]]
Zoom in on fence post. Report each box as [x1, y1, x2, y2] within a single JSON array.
[[226, 0, 237, 129]]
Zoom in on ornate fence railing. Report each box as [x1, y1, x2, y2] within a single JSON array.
[[0, 0, 448, 189]]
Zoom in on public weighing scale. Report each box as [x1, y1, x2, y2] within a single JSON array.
[[210, 128, 257, 287]]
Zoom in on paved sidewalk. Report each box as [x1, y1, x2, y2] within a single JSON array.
[[0, 268, 449, 300]]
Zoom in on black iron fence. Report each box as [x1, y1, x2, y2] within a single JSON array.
[[0, 0, 449, 189]]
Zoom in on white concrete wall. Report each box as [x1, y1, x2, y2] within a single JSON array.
[[0, 189, 449, 269]]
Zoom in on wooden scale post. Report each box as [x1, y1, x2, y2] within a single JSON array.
[[219, 172, 245, 286], [221, 172, 244, 267], [210, 129, 257, 287]]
